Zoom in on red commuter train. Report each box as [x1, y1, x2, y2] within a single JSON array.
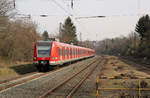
[[33, 40, 95, 71]]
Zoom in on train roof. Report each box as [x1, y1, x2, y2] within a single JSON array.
[[54, 41, 95, 51], [36, 40, 95, 51]]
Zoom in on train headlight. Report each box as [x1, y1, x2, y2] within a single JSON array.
[[33, 57, 37, 60]]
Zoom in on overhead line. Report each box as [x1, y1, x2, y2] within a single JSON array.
[[51, 0, 72, 16]]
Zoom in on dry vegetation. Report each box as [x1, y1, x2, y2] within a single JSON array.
[[101, 55, 150, 78], [99, 55, 150, 97], [0, 0, 42, 80]]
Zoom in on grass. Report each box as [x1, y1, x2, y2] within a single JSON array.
[[0, 59, 36, 80], [0, 67, 18, 80]]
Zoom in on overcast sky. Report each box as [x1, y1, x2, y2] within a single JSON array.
[[16, 0, 150, 41]]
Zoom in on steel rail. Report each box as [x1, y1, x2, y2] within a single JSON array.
[[0, 73, 44, 91], [0, 60, 81, 92], [66, 60, 101, 98], [39, 58, 99, 98], [0, 72, 38, 85]]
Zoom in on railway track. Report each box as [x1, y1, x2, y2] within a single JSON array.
[[0, 57, 98, 98], [0, 60, 83, 92], [39, 57, 102, 98], [0, 72, 42, 91]]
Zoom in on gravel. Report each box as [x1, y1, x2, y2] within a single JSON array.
[[0, 57, 97, 98], [72, 56, 106, 98]]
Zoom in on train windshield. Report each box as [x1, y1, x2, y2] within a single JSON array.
[[37, 41, 52, 57]]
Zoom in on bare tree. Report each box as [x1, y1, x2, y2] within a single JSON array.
[[0, 0, 14, 16], [95, 32, 140, 56]]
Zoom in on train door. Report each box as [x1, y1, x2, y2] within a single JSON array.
[[64, 47, 66, 61], [73, 48, 74, 58], [75, 48, 76, 58], [76, 48, 77, 58], [72, 48, 74, 59], [74, 48, 76, 58], [78, 48, 79, 58], [70, 48, 72, 59], [67, 47, 69, 60], [76, 48, 78, 58], [62, 46, 65, 61], [77, 48, 78, 58], [58, 46, 62, 63]]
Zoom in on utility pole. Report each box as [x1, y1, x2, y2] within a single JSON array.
[[71, 0, 73, 9], [134, 32, 136, 50], [13, 0, 16, 9], [80, 32, 82, 42], [59, 22, 62, 41]]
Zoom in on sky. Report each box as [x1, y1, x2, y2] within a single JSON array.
[[16, 0, 150, 41]]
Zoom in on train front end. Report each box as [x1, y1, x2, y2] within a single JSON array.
[[33, 41, 52, 71]]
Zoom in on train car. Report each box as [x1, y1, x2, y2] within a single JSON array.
[[33, 40, 95, 71]]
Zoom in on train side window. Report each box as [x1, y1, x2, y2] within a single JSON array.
[[63, 47, 65, 56], [70, 48, 71, 56], [59, 48, 61, 56], [67, 48, 69, 56], [69, 48, 70, 56], [74, 49, 75, 56], [62, 47, 64, 56], [73, 48, 74, 55], [76, 49, 77, 56], [68, 48, 69, 56], [79, 49, 80, 55], [65, 48, 66, 56], [65, 48, 67, 56], [64, 48, 65, 56]]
